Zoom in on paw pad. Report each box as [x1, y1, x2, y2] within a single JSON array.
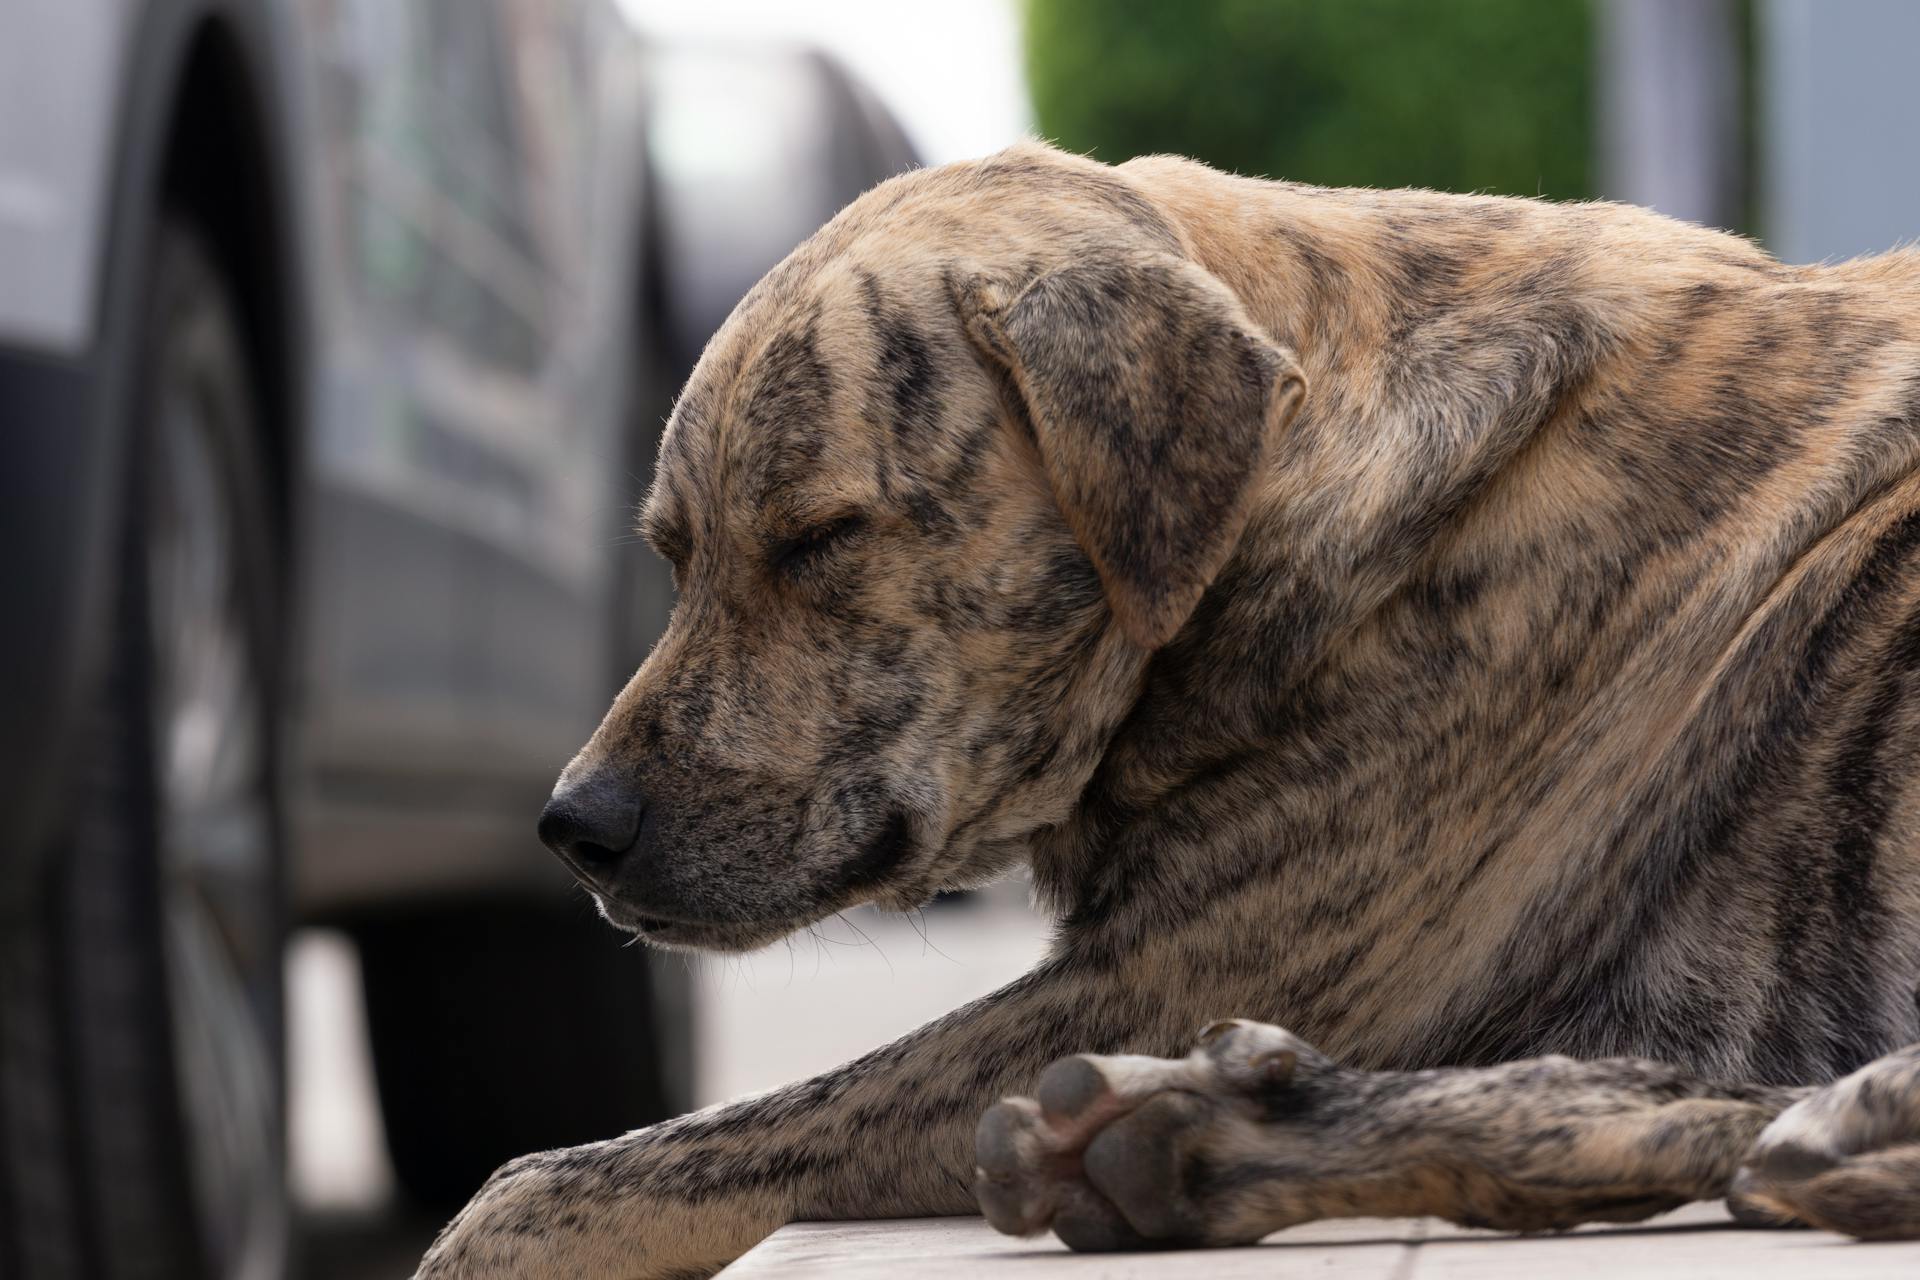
[[976, 1019, 1329, 1250]]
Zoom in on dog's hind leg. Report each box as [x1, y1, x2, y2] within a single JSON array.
[[979, 1019, 1815, 1250], [1732, 1043, 1920, 1239]]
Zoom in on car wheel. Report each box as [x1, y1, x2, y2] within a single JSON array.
[[353, 900, 693, 1211], [0, 216, 287, 1279]]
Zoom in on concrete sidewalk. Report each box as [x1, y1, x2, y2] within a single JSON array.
[[721, 1202, 1920, 1278]]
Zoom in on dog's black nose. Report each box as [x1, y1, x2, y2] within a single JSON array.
[[538, 773, 642, 885]]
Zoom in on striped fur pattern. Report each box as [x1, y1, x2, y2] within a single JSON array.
[[975, 1019, 1920, 1247], [417, 142, 1920, 1277]]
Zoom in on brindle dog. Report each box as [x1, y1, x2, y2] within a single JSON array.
[[417, 141, 1920, 1277]]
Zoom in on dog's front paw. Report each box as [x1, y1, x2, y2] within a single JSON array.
[[974, 1019, 1325, 1250], [976, 1018, 1782, 1250], [1732, 1043, 1920, 1240]]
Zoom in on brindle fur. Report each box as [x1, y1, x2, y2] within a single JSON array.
[[417, 141, 1920, 1277], [975, 1019, 1811, 1248]]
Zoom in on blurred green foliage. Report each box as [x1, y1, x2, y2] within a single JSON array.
[[1026, 0, 1593, 198]]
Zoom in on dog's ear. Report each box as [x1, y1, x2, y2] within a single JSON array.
[[959, 254, 1306, 650]]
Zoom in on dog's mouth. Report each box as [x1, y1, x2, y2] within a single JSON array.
[[594, 810, 925, 953], [593, 899, 788, 952]]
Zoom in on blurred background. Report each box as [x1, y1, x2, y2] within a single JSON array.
[[1, 2, 1915, 1278]]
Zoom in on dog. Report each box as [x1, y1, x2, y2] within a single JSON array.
[[417, 140, 1920, 1277]]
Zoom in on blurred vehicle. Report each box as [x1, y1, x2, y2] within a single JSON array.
[[0, 3, 915, 1277]]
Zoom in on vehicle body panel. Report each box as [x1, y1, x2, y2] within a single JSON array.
[[0, 2, 131, 353], [279, 0, 646, 908]]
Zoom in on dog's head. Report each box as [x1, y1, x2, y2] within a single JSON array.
[[540, 143, 1305, 950]]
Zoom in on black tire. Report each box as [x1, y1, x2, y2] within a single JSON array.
[[0, 217, 287, 1279], [354, 901, 694, 1211]]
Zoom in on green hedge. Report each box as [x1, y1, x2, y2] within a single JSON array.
[[1026, 0, 1594, 199]]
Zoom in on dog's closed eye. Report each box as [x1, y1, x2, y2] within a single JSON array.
[[771, 513, 868, 576], [638, 510, 693, 584]]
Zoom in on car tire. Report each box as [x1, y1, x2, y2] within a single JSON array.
[[0, 217, 287, 1279], [354, 901, 694, 1211]]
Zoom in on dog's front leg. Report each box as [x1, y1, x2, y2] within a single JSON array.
[[414, 954, 1157, 1279], [975, 1019, 1813, 1249]]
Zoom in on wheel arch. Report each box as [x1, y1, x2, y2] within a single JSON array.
[[155, 7, 304, 624], [0, 0, 303, 899]]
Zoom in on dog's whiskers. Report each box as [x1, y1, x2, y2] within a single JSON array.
[[833, 910, 893, 980], [905, 906, 960, 966]]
